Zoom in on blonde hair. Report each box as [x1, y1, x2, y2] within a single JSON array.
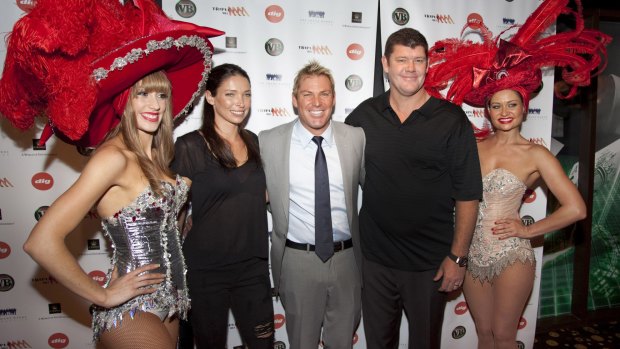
[[105, 71, 174, 196], [292, 60, 335, 97]]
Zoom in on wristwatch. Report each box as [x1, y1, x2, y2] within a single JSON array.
[[448, 252, 468, 267]]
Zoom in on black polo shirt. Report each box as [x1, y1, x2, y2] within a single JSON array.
[[345, 91, 482, 271]]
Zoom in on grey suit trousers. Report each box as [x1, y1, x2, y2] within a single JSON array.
[[279, 246, 361, 349]]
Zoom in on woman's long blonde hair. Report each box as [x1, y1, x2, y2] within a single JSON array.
[[105, 71, 174, 196]]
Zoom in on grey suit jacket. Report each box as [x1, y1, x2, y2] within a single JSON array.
[[259, 120, 365, 293]]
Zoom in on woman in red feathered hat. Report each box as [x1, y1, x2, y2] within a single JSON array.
[[426, 0, 609, 347], [0, 0, 222, 347]]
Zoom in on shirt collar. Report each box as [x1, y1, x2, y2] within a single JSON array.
[[379, 89, 441, 119], [293, 119, 334, 148]]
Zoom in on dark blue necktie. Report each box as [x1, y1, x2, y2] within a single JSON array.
[[312, 136, 334, 262]]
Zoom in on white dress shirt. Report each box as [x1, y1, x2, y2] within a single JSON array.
[[287, 120, 351, 244]]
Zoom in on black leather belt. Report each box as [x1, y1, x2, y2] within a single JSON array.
[[285, 238, 353, 252]]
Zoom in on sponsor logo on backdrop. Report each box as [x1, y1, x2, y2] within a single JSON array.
[[521, 215, 535, 226], [0, 150, 8, 157], [467, 13, 485, 30], [48, 333, 69, 349], [228, 322, 237, 330], [0, 242, 11, 259], [89, 270, 107, 286], [308, 10, 325, 19], [503, 17, 516, 25], [16, 0, 36, 12], [454, 301, 468, 315], [452, 325, 466, 339], [518, 317, 527, 329], [466, 109, 486, 118], [225, 37, 237, 49], [529, 138, 548, 147], [48, 303, 62, 314], [345, 75, 363, 92], [517, 341, 525, 349], [299, 45, 332, 55], [32, 139, 46, 151], [265, 38, 284, 56], [0, 177, 14, 188], [0, 308, 26, 321], [344, 108, 354, 114], [392, 8, 409, 26], [346, 44, 364, 60], [274, 341, 286, 349], [265, 5, 284, 23], [32, 274, 58, 285], [266, 73, 282, 82], [175, 0, 196, 18], [88, 239, 101, 250], [425, 14, 454, 24], [528, 108, 542, 115], [34, 206, 49, 221], [352, 12, 362, 23], [274, 313, 285, 329], [212, 6, 249, 16], [258, 108, 290, 117], [31, 172, 53, 191], [2, 339, 32, 348], [0, 274, 15, 292], [523, 189, 536, 203]]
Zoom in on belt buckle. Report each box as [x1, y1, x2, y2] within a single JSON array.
[[335, 241, 343, 252]]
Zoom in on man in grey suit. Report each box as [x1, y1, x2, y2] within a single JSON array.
[[259, 61, 365, 349]]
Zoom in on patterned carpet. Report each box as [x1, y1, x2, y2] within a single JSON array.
[[534, 320, 620, 348]]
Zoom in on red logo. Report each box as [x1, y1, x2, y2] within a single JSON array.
[[467, 13, 484, 30], [32, 172, 54, 190], [518, 317, 527, 329], [48, 333, 69, 348], [523, 189, 536, 203], [454, 301, 468, 315], [0, 241, 11, 259], [274, 313, 285, 329], [352, 333, 359, 344], [88, 270, 107, 286], [346, 43, 364, 60], [265, 5, 284, 23], [16, 0, 36, 12]]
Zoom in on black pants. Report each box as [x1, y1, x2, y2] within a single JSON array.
[[188, 257, 274, 349], [362, 257, 447, 349]]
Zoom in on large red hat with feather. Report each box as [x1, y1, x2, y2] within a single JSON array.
[[425, 0, 611, 108], [0, 0, 223, 148]]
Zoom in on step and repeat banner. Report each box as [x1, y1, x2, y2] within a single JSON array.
[[0, 0, 547, 348]]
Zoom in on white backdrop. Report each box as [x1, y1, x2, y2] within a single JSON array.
[[0, 0, 550, 348]]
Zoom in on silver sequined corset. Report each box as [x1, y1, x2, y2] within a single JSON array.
[[91, 175, 190, 340], [468, 168, 535, 283]]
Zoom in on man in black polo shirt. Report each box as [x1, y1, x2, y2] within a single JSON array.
[[345, 28, 482, 348]]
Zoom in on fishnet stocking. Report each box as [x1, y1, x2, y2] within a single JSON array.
[[100, 311, 178, 349]]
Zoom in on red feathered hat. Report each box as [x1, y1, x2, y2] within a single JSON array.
[[0, 0, 223, 148], [425, 0, 611, 108]]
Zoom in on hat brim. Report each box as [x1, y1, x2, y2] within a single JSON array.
[[57, 29, 219, 148]]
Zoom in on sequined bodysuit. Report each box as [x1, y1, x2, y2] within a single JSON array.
[[91, 175, 190, 340], [468, 168, 536, 283]]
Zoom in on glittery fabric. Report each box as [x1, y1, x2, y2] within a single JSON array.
[[468, 168, 535, 283], [91, 175, 190, 340]]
